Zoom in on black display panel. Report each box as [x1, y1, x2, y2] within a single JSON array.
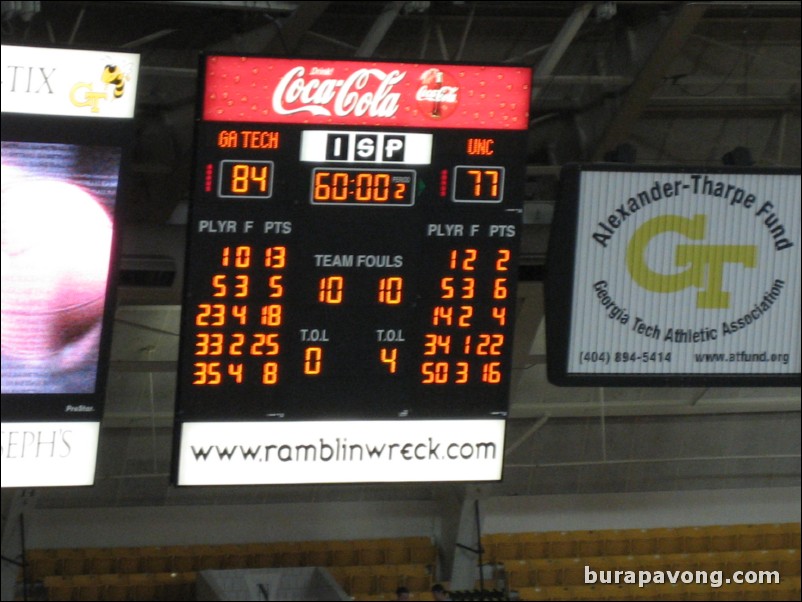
[[181, 125, 528, 420], [174, 56, 532, 485], [1, 140, 122, 400]]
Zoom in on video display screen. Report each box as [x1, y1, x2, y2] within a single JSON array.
[[1, 141, 121, 396]]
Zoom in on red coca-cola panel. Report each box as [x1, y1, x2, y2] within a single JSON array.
[[203, 56, 531, 130]]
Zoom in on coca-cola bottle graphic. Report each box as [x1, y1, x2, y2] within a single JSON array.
[[432, 70, 443, 117], [419, 68, 459, 120]]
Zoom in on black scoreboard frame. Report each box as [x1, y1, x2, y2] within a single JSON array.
[[172, 54, 533, 486]]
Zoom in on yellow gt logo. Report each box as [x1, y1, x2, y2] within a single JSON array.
[[626, 215, 757, 309]]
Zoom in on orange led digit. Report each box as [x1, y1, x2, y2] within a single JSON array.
[[460, 278, 475, 299], [193, 362, 222, 385], [495, 249, 511, 271], [218, 160, 274, 198], [380, 347, 398, 373], [192, 362, 206, 385], [424, 334, 451, 356], [421, 362, 449, 384], [228, 363, 244, 383], [233, 274, 249, 297], [229, 333, 246, 356], [222, 245, 252, 267], [378, 277, 403, 304], [268, 275, 284, 298], [453, 166, 505, 202], [467, 170, 482, 196], [458, 306, 473, 328], [262, 362, 279, 385], [212, 274, 227, 297], [231, 165, 250, 193], [234, 246, 252, 268], [260, 304, 283, 327], [319, 275, 344, 304], [264, 245, 286, 268], [393, 183, 407, 200], [304, 346, 323, 375], [250, 333, 280, 356], [449, 248, 477, 271], [476, 334, 504, 356], [491, 306, 507, 326], [375, 173, 390, 202], [231, 305, 247, 325], [332, 172, 348, 201], [195, 304, 210, 327], [481, 362, 502, 384], [493, 278, 508, 300], [432, 306, 453, 326], [195, 333, 210, 356], [208, 362, 222, 385], [492, 335, 505, 355], [313, 171, 332, 200], [355, 173, 371, 202], [196, 303, 227, 327], [208, 333, 224, 356], [455, 362, 470, 384], [483, 169, 499, 197], [440, 277, 455, 299]]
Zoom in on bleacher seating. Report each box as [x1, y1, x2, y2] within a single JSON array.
[[483, 522, 801, 562], [480, 522, 800, 602], [22, 536, 438, 601], [41, 572, 196, 602], [20, 524, 801, 601]]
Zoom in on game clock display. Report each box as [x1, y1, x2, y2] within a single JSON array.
[[174, 56, 532, 485], [311, 168, 415, 206]]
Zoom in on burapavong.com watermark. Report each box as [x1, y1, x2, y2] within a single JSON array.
[[585, 566, 781, 588]]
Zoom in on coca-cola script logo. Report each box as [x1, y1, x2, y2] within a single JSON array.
[[272, 66, 405, 118], [417, 68, 459, 120]]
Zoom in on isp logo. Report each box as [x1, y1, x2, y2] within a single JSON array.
[[325, 133, 406, 162]]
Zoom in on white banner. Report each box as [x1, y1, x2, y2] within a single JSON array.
[[1, 422, 99, 487], [177, 419, 505, 485], [1, 45, 139, 118], [567, 170, 801, 375]]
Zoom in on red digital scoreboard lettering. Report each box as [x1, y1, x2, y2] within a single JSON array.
[[174, 57, 532, 485]]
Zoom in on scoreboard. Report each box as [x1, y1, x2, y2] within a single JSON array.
[[173, 56, 532, 485]]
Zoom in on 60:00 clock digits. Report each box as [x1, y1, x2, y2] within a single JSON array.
[[311, 168, 415, 205]]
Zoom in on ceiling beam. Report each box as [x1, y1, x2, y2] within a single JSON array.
[[592, 3, 709, 160], [356, 1, 407, 57], [531, 2, 595, 101], [204, 1, 331, 54]]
